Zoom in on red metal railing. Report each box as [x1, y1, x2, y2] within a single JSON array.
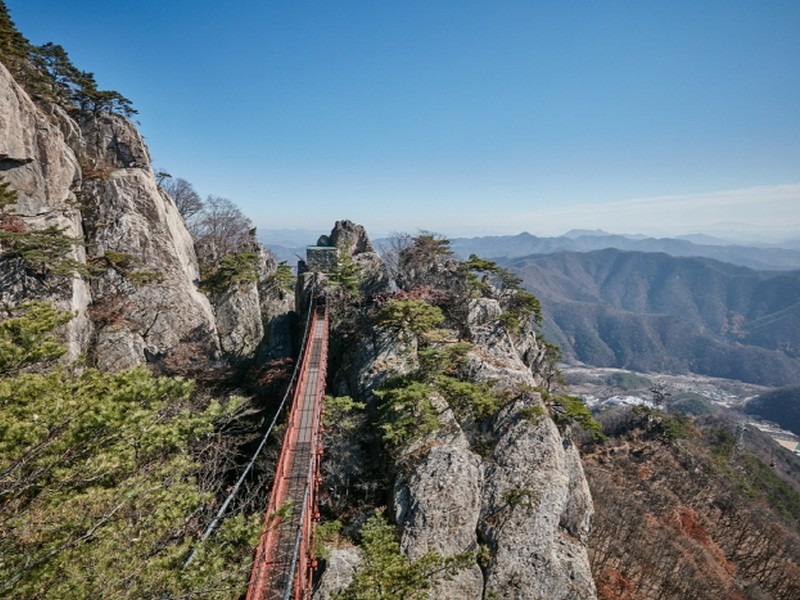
[[246, 302, 328, 600]]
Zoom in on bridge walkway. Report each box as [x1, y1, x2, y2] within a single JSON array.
[[245, 301, 328, 600]]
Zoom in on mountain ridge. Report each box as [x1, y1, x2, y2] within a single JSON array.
[[502, 248, 800, 386], [448, 231, 800, 271]]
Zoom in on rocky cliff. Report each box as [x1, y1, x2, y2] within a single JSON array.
[[314, 223, 597, 599], [1, 61, 91, 359], [0, 61, 289, 371]]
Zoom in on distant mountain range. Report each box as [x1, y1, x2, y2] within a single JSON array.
[[499, 249, 800, 386], [261, 229, 800, 271], [449, 231, 800, 271]]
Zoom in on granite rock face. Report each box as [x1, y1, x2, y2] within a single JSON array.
[[467, 296, 596, 600], [326, 219, 375, 255], [315, 226, 597, 600], [390, 299, 596, 599], [313, 547, 361, 600], [211, 247, 295, 361], [256, 251, 295, 361], [329, 219, 390, 297], [81, 164, 220, 371], [1, 61, 288, 370], [0, 61, 91, 360], [479, 400, 596, 600], [394, 397, 486, 600]]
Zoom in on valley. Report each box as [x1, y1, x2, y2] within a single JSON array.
[[564, 364, 769, 408], [563, 364, 800, 457]]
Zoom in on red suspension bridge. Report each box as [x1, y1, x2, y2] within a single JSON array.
[[246, 299, 329, 600]]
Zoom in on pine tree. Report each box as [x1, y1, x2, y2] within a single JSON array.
[[0, 301, 72, 375], [0, 177, 17, 212], [339, 511, 471, 600], [29, 42, 81, 104], [0, 303, 260, 598], [0, 1, 30, 76], [0, 2, 136, 116]]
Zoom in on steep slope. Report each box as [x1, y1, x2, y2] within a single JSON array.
[[582, 410, 800, 599], [503, 249, 800, 386]]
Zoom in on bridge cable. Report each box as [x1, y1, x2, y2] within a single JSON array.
[[183, 292, 317, 568]]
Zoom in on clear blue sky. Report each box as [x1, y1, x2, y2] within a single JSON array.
[[7, 1, 800, 240]]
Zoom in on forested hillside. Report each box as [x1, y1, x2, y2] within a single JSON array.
[[503, 249, 800, 386], [744, 385, 800, 436], [583, 407, 800, 599]]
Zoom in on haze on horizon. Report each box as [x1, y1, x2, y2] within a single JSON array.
[[7, 1, 800, 241]]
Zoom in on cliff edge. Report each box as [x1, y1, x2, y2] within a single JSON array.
[[313, 224, 597, 599], [0, 60, 289, 371]]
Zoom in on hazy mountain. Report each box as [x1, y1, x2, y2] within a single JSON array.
[[501, 249, 800, 386], [780, 238, 800, 251], [674, 233, 735, 246], [450, 231, 800, 271], [261, 243, 306, 265], [258, 228, 326, 247], [257, 229, 325, 266]]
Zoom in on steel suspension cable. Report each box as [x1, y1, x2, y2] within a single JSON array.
[[183, 292, 317, 568]]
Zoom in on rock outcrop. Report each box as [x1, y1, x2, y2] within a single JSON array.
[[1, 61, 289, 370], [257, 250, 295, 361], [314, 547, 361, 600], [316, 227, 597, 599], [211, 246, 295, 361], [1, 62, 91, 360], [479, 399, 595, 599], [394, 397, 486, 599], [82, 161, 220, 371], [468, 297, 596, 599], [301, 220, 390, 300]]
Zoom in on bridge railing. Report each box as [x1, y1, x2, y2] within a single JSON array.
[[246, 301, 328, 600]]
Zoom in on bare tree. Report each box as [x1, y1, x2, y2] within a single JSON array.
[[162, 176, 204, 221], [191, 195, 254, 264], [380, 231, 411, 283]]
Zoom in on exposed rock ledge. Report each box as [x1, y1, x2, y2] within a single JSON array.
[[317, 232, 597, 599], [0, 61, 289, 370]]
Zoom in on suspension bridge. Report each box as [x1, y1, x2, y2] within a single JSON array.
[[245, 297, 329, 600]]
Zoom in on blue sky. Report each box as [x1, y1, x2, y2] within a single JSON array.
[[7, 1, 800, 240]]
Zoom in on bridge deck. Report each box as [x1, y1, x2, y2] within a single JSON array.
[[246, 304, 328, 600]]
